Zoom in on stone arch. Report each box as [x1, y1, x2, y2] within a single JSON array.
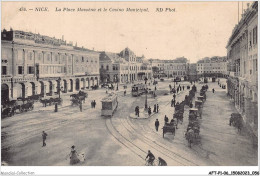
[[17, 83, 26, 98], [47, 81, 53, 95], [75, 78, 80, 91], [69, 79, 73, 92], [63, 79, 68, 93], [1, 84, 9, 103], [27, 82, 36, 96], [81, 78, 85, 90], [39, 81, 45, 95], [90, 77, 94, 86], [86, 78, 90, 89], [95, 77, 98, 86]]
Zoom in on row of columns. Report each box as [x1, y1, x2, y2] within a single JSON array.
[[2, 76, 99, 101]]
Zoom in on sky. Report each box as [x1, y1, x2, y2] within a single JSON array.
[[1, 1, 253, 63]]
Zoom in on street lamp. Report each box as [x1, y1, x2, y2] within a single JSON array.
[[144, 77, 148, 110]]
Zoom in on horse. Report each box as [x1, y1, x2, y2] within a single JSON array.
[[185, 129, 195, 148]]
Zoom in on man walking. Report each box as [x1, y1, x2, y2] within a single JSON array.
[[155, 119, 159, 132], [42, 131, 48, 147], [153, 104, 156, 113], [148, 106, 151, 116], [156, 104, 159, 113], [212, 88, 215, 93], [164, 115, 169, 124], [79, 101, 82, 112], [93, 100, 96, 108]]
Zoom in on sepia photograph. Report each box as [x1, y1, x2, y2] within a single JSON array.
[[0, 0, 259, 175]]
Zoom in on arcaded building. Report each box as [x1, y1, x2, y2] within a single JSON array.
[[1, 29, 100, 103]]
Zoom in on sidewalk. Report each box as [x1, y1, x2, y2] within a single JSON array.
[[194, 82, 257, 166]]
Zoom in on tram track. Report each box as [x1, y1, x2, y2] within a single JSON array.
[[105, 85, 201, 166]]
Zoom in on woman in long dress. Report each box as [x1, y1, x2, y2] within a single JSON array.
[[69, 145, 80, 165]]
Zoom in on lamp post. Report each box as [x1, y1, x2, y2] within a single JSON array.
[[144, 77, 148, 110]]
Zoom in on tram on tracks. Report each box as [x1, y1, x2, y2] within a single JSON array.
[[101, 93, 118, 117]]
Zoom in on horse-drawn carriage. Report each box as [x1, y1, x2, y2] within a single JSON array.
[[91, 85, 99, 90], [185, 108, 201, 147], [40, 97, 63, 107], [195, 100, 203, 118], [1, 99, 34, 118], [101, 93, 118, 117], [188, 108, 199, 121], [70, 91, 88, 106], [229, 113, 243, 132], [197, 96, 204, 103], [174, 102, 185, 124], [163, 120, 176, 138]]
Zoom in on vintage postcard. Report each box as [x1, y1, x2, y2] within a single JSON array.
[[1, 1, 259, 175]]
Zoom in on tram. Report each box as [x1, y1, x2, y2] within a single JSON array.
[[101, 93, 118, 117], [131, 84, 146, 96]]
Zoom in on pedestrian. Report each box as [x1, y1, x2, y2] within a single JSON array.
[[171, 99, 174, 107], [164, 115, 169, 124], [68, 145, 80, 165], [42, 131, 48, 147], [173, 93, 176, 100], [135, 106, 138, 116], [124, 90, 126, 96], [93, 100, 96, 108], [155, 119, 159, 132], [183, 86, 184, 90], [148, 106, 151, 116], [155, 86, 157, 91], [156, 104, 159, 113], [177, 88, 179, 94], [173, 99, 176, 107], [153, 104, 156, 113], [137, 106, 140, 117], [91, 101, 93, 108], [79, 101, 82, 112], [212, 88, 215, 93]]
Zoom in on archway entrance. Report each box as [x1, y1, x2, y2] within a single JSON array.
[[1, 84, 9, 103], [76, 79, 80, 91]]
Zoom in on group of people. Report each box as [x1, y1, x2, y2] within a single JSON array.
[[145, 150, 167, 166], [91, 100, 96, 108], [155, 115, 178, 132]]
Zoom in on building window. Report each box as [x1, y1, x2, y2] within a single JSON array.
[[2, 66, 7, 75], [18, 66, 23, 74], [28, 66, 34, 74]]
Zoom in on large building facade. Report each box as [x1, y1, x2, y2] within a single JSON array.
[[196, 56, 227, 78], [149, 57, 189, 80], [226, 2, 258, 138], [99, 48, 152, 84], [1, 30, 100, 102]]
